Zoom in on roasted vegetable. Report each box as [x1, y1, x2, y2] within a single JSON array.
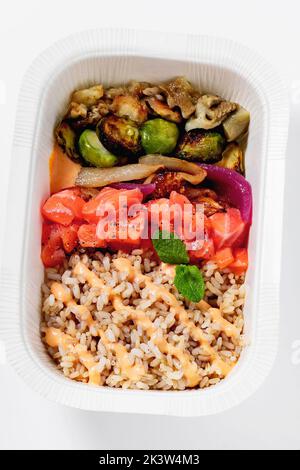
[[160, 77, 197, 119], [127, 81, 151, 97], [67, 102, 88, 120], [217, 143, 244, 174], [97, 115, 142, 159], [139, 155, 206, 177], [69, 101, 110, 129], [176, 129, 225, 163], [150, 172, 186, 198], [140, 118, 179, 154], [139, 155, 207, 185], [71, 84, 104, 107], [185, 95, 237, 132], [78, 130, 118, 168], [76, 163, 164, 188], [185, 187, 226, 217], [55, 122, 78, 160], [146, 97, 182, 123], [222, 106, 250, 142], [111, 95, 148, 124], [142, 86, 162, 97]]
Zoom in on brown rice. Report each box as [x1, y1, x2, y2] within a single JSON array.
[[41, 249, 245, 390]]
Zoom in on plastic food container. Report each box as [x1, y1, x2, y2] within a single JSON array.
[[0, 30, 289, 416]]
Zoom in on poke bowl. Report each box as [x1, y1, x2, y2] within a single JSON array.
[[0, 30, 289, 416]]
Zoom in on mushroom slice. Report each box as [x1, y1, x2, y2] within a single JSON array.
[[222, 106, 250, 142], [69, 101, 110, 129], [150, 171, 186, 198], [185, 95, 237, 131], [142, 86, 162, 97], [146, 97, 182, 123], [67, 102, 88, 119], [128, 81, 151, 97], [160, 77, 197, 119], [111, 95, 148, 124], [71, 85, 104, 107]]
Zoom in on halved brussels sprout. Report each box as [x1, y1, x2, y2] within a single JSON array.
[[55, 121, 79, 160], [78, 129, 118, 168], [97, 115, 142, 159], [176, 129, 225, 163], [140, 118, 179, 154], [217, 143, 244, 174]]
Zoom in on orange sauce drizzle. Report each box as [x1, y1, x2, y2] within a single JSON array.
[[45, 259, 240, 387]]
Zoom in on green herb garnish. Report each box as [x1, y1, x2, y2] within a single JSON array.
[[151, 230, 189, 265], [174, 265, 205, 303]]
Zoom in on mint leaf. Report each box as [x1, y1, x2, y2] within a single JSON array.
[[152, 230, 189, 265], [174, 265, 205, 303]]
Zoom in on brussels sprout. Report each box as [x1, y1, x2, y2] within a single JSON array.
[[78, 129, 118, 168], [55, 121, 79, 160], [140, 118, 179, 155], [176, 129, 225, 163], [217, 143, 245, 174], [97, 115, 142, 159]]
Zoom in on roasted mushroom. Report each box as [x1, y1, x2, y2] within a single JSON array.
[[78, 129, 118, 168], [217, 143, 244, 174], [127, 81, 151, 97], [140, 118, 179, 154], [68, 101, 110, 129], [55, 121, 79, 160], [97, 115, 143, 159], [142, 86, 162, 97], [176, 129, 226, 163], [67, 102, 88, 120], [160, 77, 198, 119], [146, 97, 182, 123], [71, 84, 104, 107], [184, 187, 226, 217], [111, 95, 148, 124], [222, 106, 250, 142], [150, 171, 186, 198], [185, 95, 237, 131]]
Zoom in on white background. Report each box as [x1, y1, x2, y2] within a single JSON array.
[[0, 0, 300, 450]]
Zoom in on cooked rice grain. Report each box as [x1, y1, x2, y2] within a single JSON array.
[[41, 249, 246, 390]]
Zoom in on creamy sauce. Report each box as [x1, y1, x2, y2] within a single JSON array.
[[45, 258, 240, 387], [100, 330, 145, 381], [51, 282, 95, 327], [49, 144, 81, 194], [113, 258, 237, 378]]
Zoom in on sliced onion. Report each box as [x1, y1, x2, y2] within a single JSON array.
[[76, 163, 163, 188], [110, 182, 156, 197], [199, 164, 252, 224], [139, 155, 207, 178]]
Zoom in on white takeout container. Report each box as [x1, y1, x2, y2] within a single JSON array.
[[0, 30, 289, 416]]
